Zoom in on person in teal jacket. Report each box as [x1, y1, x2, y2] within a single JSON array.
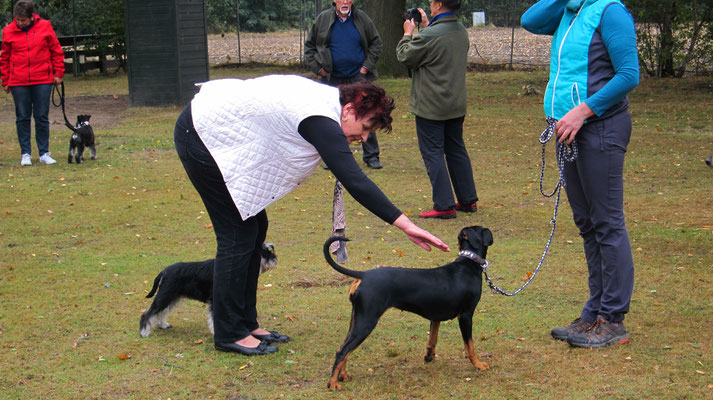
[[522, 0, 639, 349]]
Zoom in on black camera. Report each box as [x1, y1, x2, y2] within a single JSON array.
[[402, 8, 422, 24]]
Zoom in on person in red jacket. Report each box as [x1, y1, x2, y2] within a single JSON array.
[[1, 0, 64, 166]]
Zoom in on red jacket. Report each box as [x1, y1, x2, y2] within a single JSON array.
[[0, 14, 65, 87]]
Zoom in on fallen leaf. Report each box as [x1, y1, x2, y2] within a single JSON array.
[[194, 339, 204, 344], [116, 354, 131, 360], [696, 370, 706, 375], [204, 224, 213, 229], [285, 314, 295, 321]]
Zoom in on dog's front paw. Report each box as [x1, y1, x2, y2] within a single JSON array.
[[424, 348, 436, 363], [327, 380, 342, 391], [474, 361, 490, 371]]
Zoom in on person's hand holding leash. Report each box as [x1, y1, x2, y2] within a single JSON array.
[[393, 214, 450, 252], [556, 102, 594, 144]]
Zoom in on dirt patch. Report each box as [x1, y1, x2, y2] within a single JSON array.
[[0, 94, 130, 130]]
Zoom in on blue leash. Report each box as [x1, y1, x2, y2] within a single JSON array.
[[483, 117, 578, 296]]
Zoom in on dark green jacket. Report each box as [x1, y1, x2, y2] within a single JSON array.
[[304, 6, 382, 81], [396, 15, 469, 120]]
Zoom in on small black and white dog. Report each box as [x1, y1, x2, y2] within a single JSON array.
[[68, 114, 96, 164], [139, 243, 277, 338]]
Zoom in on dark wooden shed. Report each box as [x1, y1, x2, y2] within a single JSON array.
[[124, 0, 209, 106]]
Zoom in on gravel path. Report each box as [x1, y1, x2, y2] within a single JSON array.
[[208, 27, 551, 67]]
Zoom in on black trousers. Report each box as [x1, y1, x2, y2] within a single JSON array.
[[174, 104, 268, 342], [415, 115, 478, 211], [323, 74, 380, 162]]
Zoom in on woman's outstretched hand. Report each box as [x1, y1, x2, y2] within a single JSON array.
[[393, 214, 450, 252]]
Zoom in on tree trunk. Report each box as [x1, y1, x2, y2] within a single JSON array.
[[659, 1, 676, 77], [364, 0, 408, 78]]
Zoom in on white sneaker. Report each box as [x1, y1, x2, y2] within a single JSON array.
[[21, 153, 32, 166], [39, 153, 57, 165]]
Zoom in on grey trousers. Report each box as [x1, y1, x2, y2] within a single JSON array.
[[561, 110, 635, 323]]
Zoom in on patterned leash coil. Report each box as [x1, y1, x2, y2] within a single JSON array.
[[484, 117, 578, 296]]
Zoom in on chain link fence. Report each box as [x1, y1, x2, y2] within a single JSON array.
[[210, 0, 549, 69]]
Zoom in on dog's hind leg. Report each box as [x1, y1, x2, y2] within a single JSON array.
[[76, 142, 84, 164], [328, 299, 381, 390], [424, 320, 441, 363], [89, 143, 96, 160], [206, 302, 214, 334], [139, 293, 179, 337], [68, 143, 75, 164], [457, 313, 489, 371]]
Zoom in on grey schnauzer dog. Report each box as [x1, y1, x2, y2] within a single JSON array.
[[139, 243, 277, 338], [68, 114, 96, 164]]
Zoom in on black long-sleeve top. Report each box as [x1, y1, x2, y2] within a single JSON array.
[[298, 116, 402, 224]]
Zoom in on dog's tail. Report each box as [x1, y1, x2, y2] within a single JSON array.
[[323, 236, 364, 279], [145, 272, 163, 298]]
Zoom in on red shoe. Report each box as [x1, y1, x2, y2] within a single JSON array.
[[456, 202, 478, 213], [419, 209, 456, 219]]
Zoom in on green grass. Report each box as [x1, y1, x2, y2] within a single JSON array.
[[1, 66, 712, 399]]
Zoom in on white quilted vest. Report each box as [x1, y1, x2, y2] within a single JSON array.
[[191, 75, 342, 220]]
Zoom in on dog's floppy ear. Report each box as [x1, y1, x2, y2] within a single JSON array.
[[481, 228, 493, 247]]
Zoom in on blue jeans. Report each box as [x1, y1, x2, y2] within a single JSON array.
[[11, 84, 53, 156], [561, 111, 635, 323]]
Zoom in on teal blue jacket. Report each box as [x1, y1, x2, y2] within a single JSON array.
[[522, 0, 639, 120]]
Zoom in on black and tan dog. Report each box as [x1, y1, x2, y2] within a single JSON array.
[[68, 114, 96, 164], [139, 243, 277, 338], [323, 226, 493, 390]]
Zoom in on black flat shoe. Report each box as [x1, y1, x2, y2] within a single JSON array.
[[214, 340, 278, 356], [253, 330, 291, 343]]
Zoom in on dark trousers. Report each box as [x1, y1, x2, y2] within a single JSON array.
[[174, 104, 268, 342], [323, 74, 380, 162], [11, 84, 52, 156], [415, 115, 478, 211], [561, 111, 635, 323]]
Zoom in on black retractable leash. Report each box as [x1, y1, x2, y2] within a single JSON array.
[[482, 117, 578, 296], [51, 81, 76, 131]]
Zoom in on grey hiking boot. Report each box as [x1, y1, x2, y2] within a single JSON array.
[[567, 317, 629, 349], [551, 317, 594, 341]]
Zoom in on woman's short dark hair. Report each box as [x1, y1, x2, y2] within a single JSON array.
[[14, 0, 34, 18], [440, 0, 461, 11], [338, 81, 395, 133]]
